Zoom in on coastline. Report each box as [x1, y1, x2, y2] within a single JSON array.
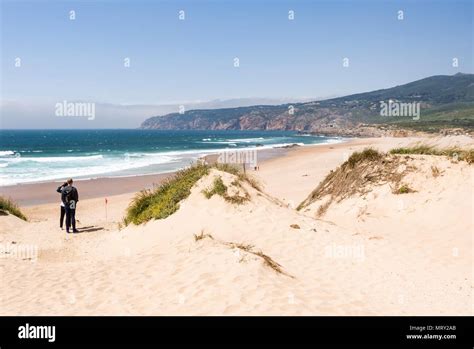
[[2, 134, 471, 208], [0, 142, 330, 206]]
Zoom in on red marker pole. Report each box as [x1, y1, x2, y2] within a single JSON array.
[[105, 198, 108, 222]]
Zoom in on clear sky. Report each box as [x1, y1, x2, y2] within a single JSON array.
[[0, 0, 472, 128]]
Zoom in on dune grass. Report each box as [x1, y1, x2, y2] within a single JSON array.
[[297, 148, 389, 211], [297, 145, 472, 215], [346, 148, 383, 168], [296, 148, 416, 215], [390, 146, 474, 164], [0, 196, 27, 221], [214, 163, 262, 191], [202, 176, 250, 204], [124, 164, 209, 225], [431, 165, 441, 177], [194, 230, 214, 241], [124, 162, 259, 225], [203, 177, 228, 199], [224, 241, 293, 277], [192, 231, 293, 277]]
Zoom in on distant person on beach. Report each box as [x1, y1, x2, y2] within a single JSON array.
[[59, 179, 79, 233], [56, 181, 69, 230]]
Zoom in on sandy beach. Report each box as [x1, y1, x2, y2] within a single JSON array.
[[0, 146, 292, 207], [0, 136, 472, 315]]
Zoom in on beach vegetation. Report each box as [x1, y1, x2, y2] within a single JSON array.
[[297, 148, 414, 215], [390, 146, 474, 164], [0, 196, 27, 221], [124, 164, 209, 225], [298, 145, 472, 215], [347, 148, 383, 168], [124, 162, 258, 225], [431, 165, 441, 177], [203, 177, 227, 199], [225, 242, 293, 277], [202, 176, 250, 205], [316, 202, 330, 217], [191, 232, 293, 277], [395, 184, 414, 194], [214, 163, 261, 191], [194, 230, 214, 241]]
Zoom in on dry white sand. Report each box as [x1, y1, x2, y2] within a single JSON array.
[[0, 136, 472, 315]]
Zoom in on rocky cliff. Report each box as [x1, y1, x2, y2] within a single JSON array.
[[141, 73, 474, 134]]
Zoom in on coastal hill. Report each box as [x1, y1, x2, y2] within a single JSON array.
[[141, 73, 474, 135]]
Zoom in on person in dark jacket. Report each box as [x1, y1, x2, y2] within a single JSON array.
[[56, 182, 69, 230], [60, 178, 79, 233]]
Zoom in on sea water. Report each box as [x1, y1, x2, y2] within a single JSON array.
[[0, 129, 343, 186]]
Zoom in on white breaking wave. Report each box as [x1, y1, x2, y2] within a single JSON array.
[[0, 153, 181, 186], [1, 154, 104, 164], [227, 137, 265, 142], [0, 137, 346, 186], [0, 150, 17, 157]]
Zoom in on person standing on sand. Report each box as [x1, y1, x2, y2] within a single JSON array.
[[60, 178, 79, 234], [56, 181, 70, 230]]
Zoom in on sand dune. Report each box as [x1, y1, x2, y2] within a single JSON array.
[[0, 137, 472, 315]]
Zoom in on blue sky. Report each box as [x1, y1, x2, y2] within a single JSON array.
[[0, 0, 472, 128]]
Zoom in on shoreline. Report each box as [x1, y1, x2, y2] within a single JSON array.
[[2, 133, 471, 207], [0, 142, 340, 206]]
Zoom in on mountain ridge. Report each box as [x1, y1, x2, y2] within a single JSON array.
[[140, 73, 474, 134]]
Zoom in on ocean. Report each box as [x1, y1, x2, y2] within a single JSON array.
[[0, 129, 343, 186]]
